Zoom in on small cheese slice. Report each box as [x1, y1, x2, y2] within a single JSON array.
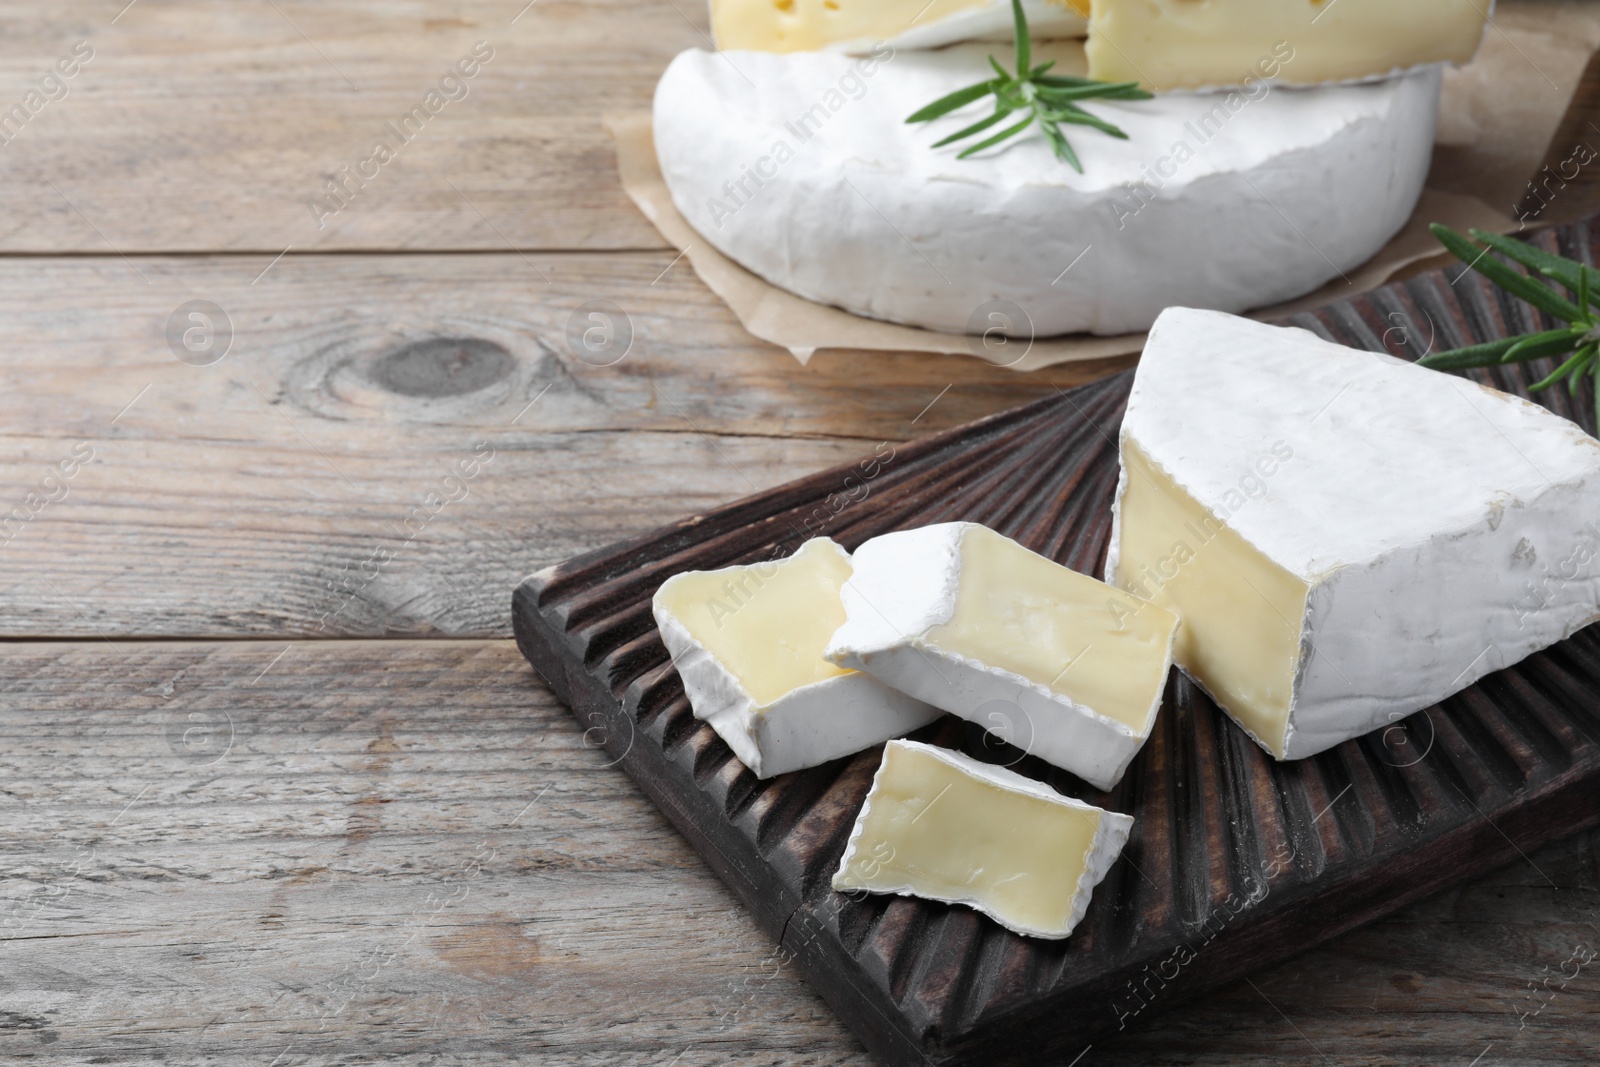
[[653, 538, 940, 778], [1108, 307, 1600, 760], [826, 522, 1178, 789], [832, 740, 1133, 939], [1084, 0, 1491, 90], [710, 0, 1087, 54], [654, 43, 1439, 337]]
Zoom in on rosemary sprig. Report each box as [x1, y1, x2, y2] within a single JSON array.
[[1418, 223, 1600, 429], [905, 0, 1150, 172]]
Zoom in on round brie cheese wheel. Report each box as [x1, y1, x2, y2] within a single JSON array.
[[652, 43, 1440, 337]]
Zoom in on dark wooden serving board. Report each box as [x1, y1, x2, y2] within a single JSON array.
[[512, 217, 1600, 1067]]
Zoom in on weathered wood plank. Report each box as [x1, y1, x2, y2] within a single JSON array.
[[0, 0, 689, 253], [0, 251, 1126, 639], [0, 640, 866, 1064], [0, 0, 1584, 253], [0, 640, 1593, 1064]]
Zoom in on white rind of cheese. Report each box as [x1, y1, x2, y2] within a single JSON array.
[[1085, 0, 1492, 92], [825, 522, 1177, 790], [710, 0, 1087, 55], [653, 539, 941, 779], [653, 44, 1440, 337], [832, 740, 1133, 939], [1107, 307, 1600, 760]]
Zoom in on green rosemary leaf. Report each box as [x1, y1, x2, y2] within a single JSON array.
[[1034, 75, 1153, 100], [994, 81, 1029, 110], [1468, 228, 1599, 297], [1500, 327, 1588, 364], [909, 0, 1146, 169], [1041, 121, 1082, 171], [1426, 223, 1486, 267], [1012, 0, 1029, 79], [1049, 103, 1129, 138], [932, 107, 1015, 148], [1421, 226, 1600, 438], [907, 78, 998, 123], [1417, 335, 1523, 370], [957, 114, 1035, 158], [1430, 224, 1585, 324], [1033, 74, 1099, 88], [1569, 348, 1596, 396], [1035, 81, 1147, 103], [1036, 77, 1152, 101], [1529, 344, 1595, 393]]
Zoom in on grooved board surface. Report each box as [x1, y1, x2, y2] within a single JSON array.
[[514, 218, 1600, 1066]]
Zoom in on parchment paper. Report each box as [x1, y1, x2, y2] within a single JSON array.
[[611, 2, 1600, 371]]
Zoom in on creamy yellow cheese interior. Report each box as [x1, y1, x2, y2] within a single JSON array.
[[656, 539, 853, 707], [712, 0, 1082, 53], [1084, 0, 1487, 90], [925, 524, 1178, 732], [1112, 440, 1308, 756], [835, 743, 1100, 934]]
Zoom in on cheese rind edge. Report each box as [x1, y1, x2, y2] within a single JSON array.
[[653, 538, 940, 778], [1108, 307, 1600, 760], [1084, 0, 1492, 91], [832, 740, 1134, 939], [827, 522, 1176, 789], [653, 46, 1440, 337]]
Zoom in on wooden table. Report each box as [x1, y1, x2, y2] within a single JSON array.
[[1, 3, 1596, 1064]]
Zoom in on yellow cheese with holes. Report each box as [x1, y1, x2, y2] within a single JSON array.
[[1083, 0, 1491, 90], [710, 0, 1087, 53], [832, 740, 1133, 938]]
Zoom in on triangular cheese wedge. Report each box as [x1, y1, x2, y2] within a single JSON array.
[[1108, 308, 1600, 759], [1082, 0, 1489, 90]]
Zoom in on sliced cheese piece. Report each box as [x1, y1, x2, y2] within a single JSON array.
[[832, 739, 1133, 939], [826, 522, 1178, 789], [653, 537, 940, 778], [653, 43, 1438, 337], [1107, 307, 1600, 760], [1085, 0, 1491, 91], [711, 0, 1087, 54]]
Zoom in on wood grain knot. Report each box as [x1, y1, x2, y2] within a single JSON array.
[[368, 337, 514, 398]]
